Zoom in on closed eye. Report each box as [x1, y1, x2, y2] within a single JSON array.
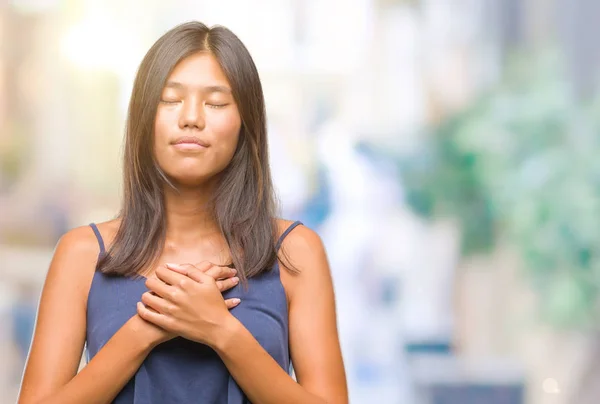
[[207, 103, 229, 109], [160, 99, 180, 105]]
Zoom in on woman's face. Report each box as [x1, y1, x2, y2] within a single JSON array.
[[154, 52, 241, 188]]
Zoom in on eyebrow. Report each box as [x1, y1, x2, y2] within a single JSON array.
[[164, 81, 232, 94]]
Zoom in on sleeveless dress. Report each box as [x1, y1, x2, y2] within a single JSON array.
[[86, 221, 302, 403]]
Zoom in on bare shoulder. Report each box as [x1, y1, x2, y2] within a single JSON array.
[[54, 217, 118, 260], [275, 219, 325, 260], [47, 219, 119, 299], [276, 219, 330, 297], [48, 225, 101, 288], [54, 225, 101, 264]]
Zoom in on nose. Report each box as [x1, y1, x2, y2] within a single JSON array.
[[178, 99, 205, 130]]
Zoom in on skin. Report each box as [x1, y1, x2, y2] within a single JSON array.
[[18, 52, 348, 404]]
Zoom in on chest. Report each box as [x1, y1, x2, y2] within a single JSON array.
[[162, 239, 231, 264], [86, 267, 290, 366]]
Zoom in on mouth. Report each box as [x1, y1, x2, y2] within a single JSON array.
[[171, 136, 209, 151]]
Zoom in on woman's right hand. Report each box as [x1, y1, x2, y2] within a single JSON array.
[[136, 261, 240, 348], [177, 261, 240, 292], [129, 312, 175, 349]]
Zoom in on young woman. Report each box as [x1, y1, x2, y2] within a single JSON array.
[[18, 21, 347, 404]]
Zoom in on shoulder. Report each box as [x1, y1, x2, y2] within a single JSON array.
[[49, 219, 119, 282], [42, 224, 107, 308], [55, 219, 119, 257], [54, 225, 101, 259], [275, 219, 325, 260], [276, 219, 330, 297], [43, 219, 120, 306]]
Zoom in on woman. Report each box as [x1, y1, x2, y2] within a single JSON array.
[[18, 21, 347, 404]]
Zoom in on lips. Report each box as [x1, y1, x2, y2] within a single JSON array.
[[171, 136, 209, 152], [171, 136, 209, 148]]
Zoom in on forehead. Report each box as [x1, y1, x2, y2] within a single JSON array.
[[166, 52, 231, 88]]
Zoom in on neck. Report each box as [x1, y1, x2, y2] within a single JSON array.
[[163, 184, 221, 245]]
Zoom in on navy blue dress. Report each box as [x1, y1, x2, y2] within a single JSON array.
[[86, 221, 302, 403]]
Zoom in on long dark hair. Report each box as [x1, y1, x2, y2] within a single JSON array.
[[98, 21, 279, 283]]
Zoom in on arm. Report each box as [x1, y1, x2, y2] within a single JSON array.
[[214, 226, 348, 404], [18, 227, 165, 404]]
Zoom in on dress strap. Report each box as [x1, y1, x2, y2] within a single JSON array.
[[89, 223, 106, 259], [275, 221, 303, 252]]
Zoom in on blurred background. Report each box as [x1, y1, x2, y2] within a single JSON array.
[[2, 0, 600, 403]]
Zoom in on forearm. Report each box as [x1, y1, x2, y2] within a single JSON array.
[[34, 319, 153, 404], [213, 318, 326, 404]]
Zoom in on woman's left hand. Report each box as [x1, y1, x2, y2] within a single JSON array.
[[137, 263, 240, 347]]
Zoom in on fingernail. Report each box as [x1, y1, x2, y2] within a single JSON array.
[[232, 277, 239, 284], [232, 298, 241, 304], [165, 263, 178, 268], [231, 268, 237, 275]]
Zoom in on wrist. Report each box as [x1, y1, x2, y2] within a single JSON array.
[[127, 315, 160, 352], [210, 314, 243, 353]]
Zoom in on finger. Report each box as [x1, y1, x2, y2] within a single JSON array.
[[157, 264, 190, 285], [137, 302, 174, 330], [192, 261, 214, 272], [205, 265, 237, 281], [141, 291, 175, 315], [167, 263, 215, 285], [145, 276, 177, 300], [225, 298, 241, 309], [216, 276, 240, 292], [168, 261, 213, 275]]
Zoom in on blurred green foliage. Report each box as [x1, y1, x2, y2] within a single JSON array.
[[399, 52, 600, 329]]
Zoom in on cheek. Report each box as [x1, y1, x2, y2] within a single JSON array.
[[153, 114, 168, 153], [210, 111, 241, 153], [154, 109, 174, 140]]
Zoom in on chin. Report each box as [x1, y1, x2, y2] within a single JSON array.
[[166, 169, 221, 188], [169, 174, 208, 188], [161, 160, 228, 188]]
